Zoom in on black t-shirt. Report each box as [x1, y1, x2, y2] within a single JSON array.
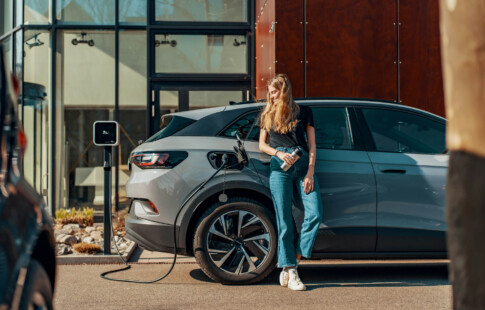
[[268, 105, 314, 152]]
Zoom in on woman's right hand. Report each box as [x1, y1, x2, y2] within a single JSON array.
[[276, 151, 296, 166]]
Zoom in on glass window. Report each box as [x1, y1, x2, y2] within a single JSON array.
[[23, 30, 51, 200], [189, 90, 242, 109], [14, 31, 22, 82], [119, 30, 146, 108], [1, 37, 13, 71], [56, 0, 115, 25], [25, 0, 51, 25], [119, 0, 146, 25], [155, 0, 247, 22], [1, 0, 13, 35], [15, 0, 22, 27], [155, 34, 247, 74], [362, 108, 446, 154], [159, 90, 178, 113], [56, 30, 115, 209], [220, 111, 260, 141], [118, 30, 147, 208], [312, 107, 354, 150]]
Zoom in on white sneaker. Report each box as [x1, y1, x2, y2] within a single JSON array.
[[287, 268, 306, 291], [279, 269, 289, 287]]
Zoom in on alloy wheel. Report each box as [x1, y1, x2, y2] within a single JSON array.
[[206, 210, 271, 275]]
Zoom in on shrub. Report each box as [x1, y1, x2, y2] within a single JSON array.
[[73, 243, 101, 254], [55, 207, 94, 227]]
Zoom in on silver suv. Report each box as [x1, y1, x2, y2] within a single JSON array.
[[125, 99, 448, 284]]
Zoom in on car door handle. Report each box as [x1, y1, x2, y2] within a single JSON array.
[[262, 161, 270, 166], [381, 169, 406, 174]]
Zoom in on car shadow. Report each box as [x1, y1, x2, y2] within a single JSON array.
[[190, 262, 449, 289]]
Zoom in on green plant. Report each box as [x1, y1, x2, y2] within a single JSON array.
[[55, 207, 94, 227]]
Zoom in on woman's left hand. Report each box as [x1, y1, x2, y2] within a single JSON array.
[[303, 174, 314, 194]]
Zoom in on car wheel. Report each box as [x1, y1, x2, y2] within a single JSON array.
[[18, 259, 53, 310], [193, 197, 277, 284]]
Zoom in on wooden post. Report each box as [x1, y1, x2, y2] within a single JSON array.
[[439, 0, 485, 308]]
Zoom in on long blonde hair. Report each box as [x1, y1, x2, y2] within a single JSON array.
[[260, 74, 299, 134]]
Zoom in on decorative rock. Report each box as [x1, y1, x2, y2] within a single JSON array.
[[55, 233, 67, 243], [54, 229, 69, 237], [59, 234, 77, 245], [83, 237, 94, 243], [90, 230, 103, 239], [64, 224, 81, 232], [85, 226, 96, 234], [56, 244, 73, 255]]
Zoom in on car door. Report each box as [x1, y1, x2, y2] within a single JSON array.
[[308, 106, 377, 253], [356, 107, 448, 252]]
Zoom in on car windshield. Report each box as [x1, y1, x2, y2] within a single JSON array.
[[145, 115, 196, 142]]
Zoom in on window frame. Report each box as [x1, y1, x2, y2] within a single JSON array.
[[354, 106, 447, 154]]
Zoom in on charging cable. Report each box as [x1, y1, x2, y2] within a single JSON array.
[[100, 110, 264, 283], [100, 155, 231, 283]]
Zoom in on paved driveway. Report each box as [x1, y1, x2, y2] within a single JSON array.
[[54, 252, 451, 310]]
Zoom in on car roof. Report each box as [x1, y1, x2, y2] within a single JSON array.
[[169, 98, 445, 122]]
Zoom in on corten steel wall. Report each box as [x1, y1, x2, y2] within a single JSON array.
[[255, 0, 276, 99], [255, 0, 445, 117], [274, 0, 305, 98], [400, 0, 445, 117]]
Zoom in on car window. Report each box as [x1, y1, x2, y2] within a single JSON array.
[[145, 115, 196, 142], [311, 107, 354, 150], [361, 108, 446, 154], [220, 111, 261, 141]]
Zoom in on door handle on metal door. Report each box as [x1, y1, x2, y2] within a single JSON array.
[[381, 169, 406, 174]]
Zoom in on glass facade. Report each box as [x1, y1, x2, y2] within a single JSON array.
[[119, 0, 147, 25], [23, 30, 51, 202], [155, 0, 247, 22], [155, 34, 247, 74], [1, 0, 252, 215], [56, 0, 116, 25], [1, 0, 13, 35], [25, 0, 51, 25]]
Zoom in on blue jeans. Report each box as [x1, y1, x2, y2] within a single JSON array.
[[269, 146, 323, 268]]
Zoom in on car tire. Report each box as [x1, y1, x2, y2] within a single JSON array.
[[193, 197, 277, 284], [18, 259, 53, 310]]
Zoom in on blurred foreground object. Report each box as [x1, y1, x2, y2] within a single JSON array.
[[440, 0, 485, 308]]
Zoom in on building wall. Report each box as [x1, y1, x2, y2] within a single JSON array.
[[255, 0, 275, 99], [255, 0, 445, 117]]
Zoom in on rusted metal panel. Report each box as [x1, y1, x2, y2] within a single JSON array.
[[255, 0, 276, 99], [275, 0, 305, 98], [305, 0, 398, 101], [400, 0, 445, 117]]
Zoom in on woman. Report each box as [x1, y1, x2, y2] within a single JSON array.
[[259, 74, 323, 291]]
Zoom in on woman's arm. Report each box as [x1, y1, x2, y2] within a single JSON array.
[[259, 129, 295, 166], [306, 124, 317, 175], [303, 124, 317, 194]]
